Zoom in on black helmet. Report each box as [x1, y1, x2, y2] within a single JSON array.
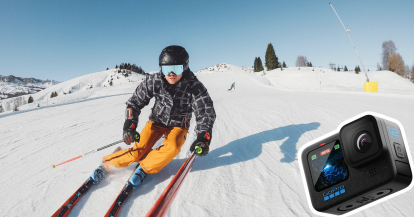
[[159, 45, 189, 70]]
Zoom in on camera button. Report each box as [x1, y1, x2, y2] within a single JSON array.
[[394, 143, 404, 159]]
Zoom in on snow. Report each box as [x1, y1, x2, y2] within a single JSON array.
[[0, 69, 151, 113], [1, 65, 414, 217]]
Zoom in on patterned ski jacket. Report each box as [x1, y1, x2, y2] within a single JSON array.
[[125, 70, 216, 134]]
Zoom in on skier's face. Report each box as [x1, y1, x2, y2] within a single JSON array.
[[165, 72, 182, 85]]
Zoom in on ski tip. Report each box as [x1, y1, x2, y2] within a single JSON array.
[[52, 164, 56, 169]]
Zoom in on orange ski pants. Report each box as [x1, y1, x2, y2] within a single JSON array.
[[102, 121, 188, 174]]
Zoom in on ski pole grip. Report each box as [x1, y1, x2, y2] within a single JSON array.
[[195, 146, 202, 154]]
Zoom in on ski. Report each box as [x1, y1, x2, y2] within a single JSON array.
[[52, 146, 122, 217], [146, 153, 196, 217], [104, 164, 139, 217], [104, 153, 196, 217]]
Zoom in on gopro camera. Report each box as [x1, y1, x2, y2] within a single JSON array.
[[300, 114, 412, 215]]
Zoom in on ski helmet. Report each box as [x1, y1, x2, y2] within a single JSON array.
[[159, 45, 189, 71]]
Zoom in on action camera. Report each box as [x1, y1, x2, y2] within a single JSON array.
[[300, 114, 412, 215]]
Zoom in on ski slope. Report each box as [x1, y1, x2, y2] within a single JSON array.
[[1, 66, 414, 217]]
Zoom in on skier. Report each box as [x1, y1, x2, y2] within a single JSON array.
[[228, 82, 235, 91], [100, 45, 216, 189]]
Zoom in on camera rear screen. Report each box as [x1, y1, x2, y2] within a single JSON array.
[[307, 140, 349, 191]]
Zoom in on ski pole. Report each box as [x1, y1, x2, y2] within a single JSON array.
[[52, 140, 123, 168]]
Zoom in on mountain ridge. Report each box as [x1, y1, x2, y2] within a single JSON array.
[[0, 74, 60, 99]]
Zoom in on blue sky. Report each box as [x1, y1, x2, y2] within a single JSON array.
[[1, 0, 413, 81]]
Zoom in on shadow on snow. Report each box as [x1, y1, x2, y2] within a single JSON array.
[[192, 122, 321, 171], [67, 122, 320, 215]]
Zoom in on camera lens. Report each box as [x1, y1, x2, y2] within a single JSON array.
[[356, 132, 372, 152]]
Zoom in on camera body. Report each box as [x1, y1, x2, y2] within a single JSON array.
[[300, 114, 412, 215]]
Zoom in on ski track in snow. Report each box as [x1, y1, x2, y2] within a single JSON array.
[[1, 67, 414, 216]]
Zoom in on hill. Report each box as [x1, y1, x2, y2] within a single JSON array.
[[0, 65, 414, 216], [0, 69, 148, 113]]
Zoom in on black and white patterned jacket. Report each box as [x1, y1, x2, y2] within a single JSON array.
[[125, 70, 216, 135]]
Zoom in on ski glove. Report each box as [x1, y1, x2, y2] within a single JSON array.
[[123, 119, 140, 145], [190, 131, 212, 157]]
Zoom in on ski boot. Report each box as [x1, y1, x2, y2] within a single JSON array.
[[89, 165, 108, 184], [127, 164, 147, 190]]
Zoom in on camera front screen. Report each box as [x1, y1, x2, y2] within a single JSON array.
[[307, 140, 349, 191]]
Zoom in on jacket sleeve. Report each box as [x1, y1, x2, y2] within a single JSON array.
[[191, 81, 216, 135], [125, 75, 154, 125]]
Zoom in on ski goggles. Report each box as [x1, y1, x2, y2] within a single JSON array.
[[161, 65, 184, 76]]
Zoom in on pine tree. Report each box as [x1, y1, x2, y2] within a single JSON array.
[[254, 57, 258, 72], [50, 91, 58, 98], [309, 62, 312, 67], [28, 95, 34, 103], [265, 43, 279, 71], [283, 61, 286, 68], [355, 66, 360, 74], [344, 66, 348, 71], [257, 57, 264, 71]]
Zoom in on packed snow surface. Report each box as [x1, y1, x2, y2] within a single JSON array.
[[1, 65, 414, 216]]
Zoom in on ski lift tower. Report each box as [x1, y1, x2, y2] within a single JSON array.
[[329, 2, 378, 92]]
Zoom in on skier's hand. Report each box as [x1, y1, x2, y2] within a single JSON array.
[[190, 131, 212, 157], [123, 130, 140, 145], [123, 120, 140, 145]]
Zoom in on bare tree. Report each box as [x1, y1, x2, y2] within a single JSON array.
[[411, 65, 414, 82], [21, 96, 26, 106], [388, 52, 405, 76], [295, 56, 308, 67], [14, 97, 21, 109], [5, 100, 11, 111], [405, 65, 410, 78], [382, 40, 397, 70], [377, 62, 382, 71]]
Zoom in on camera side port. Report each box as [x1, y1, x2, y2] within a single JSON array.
[[337, 189, 392, 212], [365, 189, 392, 200]]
